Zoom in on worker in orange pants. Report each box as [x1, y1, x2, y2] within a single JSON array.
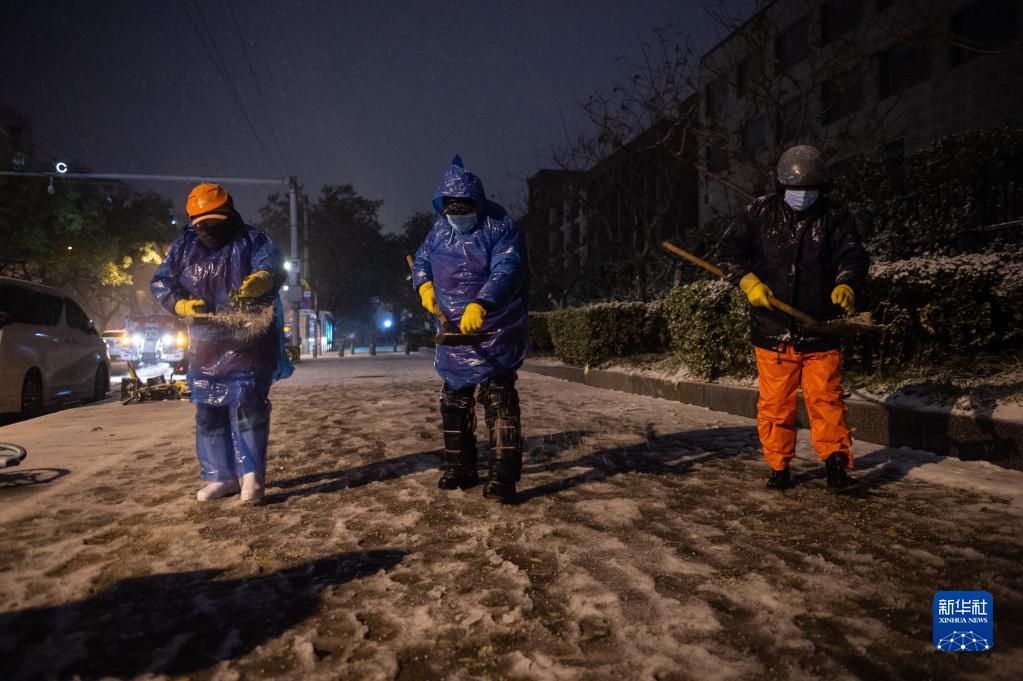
[[719, 145, 869, 490], [755, 346, 852, 473]]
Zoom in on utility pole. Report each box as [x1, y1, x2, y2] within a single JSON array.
[[302, 194, 318, 357], [288, 177, 301, 355]]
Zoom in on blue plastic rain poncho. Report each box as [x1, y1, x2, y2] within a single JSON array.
[[151, 219, 292, 481], [412, 157, 529, 390]]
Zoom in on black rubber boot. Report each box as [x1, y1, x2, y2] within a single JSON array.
[[480, 376, 522, 504], [766, 467, 792, 490], [438, 388, 479, 490], [825, 452, 856, 489]]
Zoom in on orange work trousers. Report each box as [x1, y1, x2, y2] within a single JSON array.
[[754, 345, 853, 471]]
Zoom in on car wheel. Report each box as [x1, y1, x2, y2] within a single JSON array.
[[92, 364, 110, 402], [20, 371, 43, 419]]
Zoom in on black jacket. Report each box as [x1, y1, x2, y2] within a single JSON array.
[[718, 193, 869, 353]]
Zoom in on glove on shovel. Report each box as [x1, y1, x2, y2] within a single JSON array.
[[406, 255, 490, 346], [660, 241, 884, 337]]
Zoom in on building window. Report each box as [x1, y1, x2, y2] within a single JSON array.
[[775, 16, 810, 69], [878, 42, 930, 99], [950, 0, 1019, 67], [736, 57, 751, 98], [704, 80, 722, 119], [821, 0, 861, 45], [780, 96, 807, 143], [742, 115, 767, 155], [820, 68, 863, 124]]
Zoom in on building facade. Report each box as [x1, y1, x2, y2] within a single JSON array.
[[697, 0, 1023, 228]]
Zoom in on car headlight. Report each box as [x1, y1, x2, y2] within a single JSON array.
[[119, 334, 131, 346], [176, 332, 186, 347], [132, 334, 143, 346], [162, 333, 173, 345]]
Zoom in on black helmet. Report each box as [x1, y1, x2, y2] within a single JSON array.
[[776, 145, 830, 187]]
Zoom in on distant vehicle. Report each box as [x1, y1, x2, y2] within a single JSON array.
[[0, 277, 112, 418], [124, 315, 187, 366], [101, 329, 137, 362], [161, 323, 188, 364]]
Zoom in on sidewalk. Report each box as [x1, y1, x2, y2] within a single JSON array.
[[522, 359, 1023, 470]]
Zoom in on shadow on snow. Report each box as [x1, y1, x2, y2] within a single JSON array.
[[0, 549, 406, 681]]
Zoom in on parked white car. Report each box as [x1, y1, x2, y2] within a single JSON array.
[[0, 277, 112, 418]]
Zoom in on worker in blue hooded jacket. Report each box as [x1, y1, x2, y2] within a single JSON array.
[[151, 183, 291, 504], [412, 156, 529, 504]]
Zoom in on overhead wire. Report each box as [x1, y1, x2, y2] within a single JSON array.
[[225, 0, 288, 169], [177, 0, 283, 176]]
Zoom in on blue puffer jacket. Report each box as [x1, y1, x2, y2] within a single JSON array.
[[412, 156, 529, 390], [151, 219, 292, 403]]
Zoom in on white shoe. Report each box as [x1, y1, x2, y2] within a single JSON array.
[[240, 472, 265, 503], [196, 480, 240, 501]]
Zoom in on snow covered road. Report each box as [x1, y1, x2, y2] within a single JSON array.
[[1, 353, 1020, 680]]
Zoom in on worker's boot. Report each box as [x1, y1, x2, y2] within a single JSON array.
[[196, 479, 240, 501], [766, 467, 791, 490], [240, 471, 265, 504], [825, 452, 856, 489], [438, 390, 480, 490], [481, 378, 522, 504]]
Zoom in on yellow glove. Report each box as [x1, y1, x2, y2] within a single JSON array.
[[460, 302, 486, 334], [831, 284, 856, 313], [174, 298, 206, 316], [738, 273, 774, 310], [418, 281, 439, 315], [238, 270, 273, 299]]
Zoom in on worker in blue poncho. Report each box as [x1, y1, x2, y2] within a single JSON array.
[[412, 156, 529, 504], [151, 183, 291, 504]]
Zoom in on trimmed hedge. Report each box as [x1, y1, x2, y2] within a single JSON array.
[[663, 279, 755, 379], [545, 301, 665, 366], [527, 250, 1023, 379], [527, 312, 554, 354], [849, 252, 1023, 370]]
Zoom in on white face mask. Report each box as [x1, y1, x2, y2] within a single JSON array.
[[784, 189, 819, 211]]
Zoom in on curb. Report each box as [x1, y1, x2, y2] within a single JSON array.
[[521, 361, 1023, 471]]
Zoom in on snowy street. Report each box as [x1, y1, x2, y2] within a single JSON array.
[[1, 353, 1020, 680]]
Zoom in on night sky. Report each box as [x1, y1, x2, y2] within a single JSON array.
[[1, 1, 752, 232]]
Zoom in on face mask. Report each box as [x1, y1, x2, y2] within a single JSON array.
[[447, 213, 477, 234], [784, 189, 819, 212], [194, 216, 236, 248]]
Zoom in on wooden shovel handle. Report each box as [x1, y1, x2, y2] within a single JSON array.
[[660, 241, 820, 327], [764, 294, 817, 326], [660, 241, 724, 278]]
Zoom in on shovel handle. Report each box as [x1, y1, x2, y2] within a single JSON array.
[[406, 254, 450, 327], [660, 241, 724, 278], [660, 241, 820, 327], [765, 294, 817, 326]]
